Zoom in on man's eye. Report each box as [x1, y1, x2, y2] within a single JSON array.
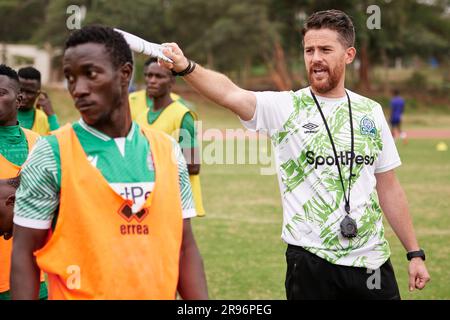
[[65, 74, 75, 83], [87, 70, 98, 78]]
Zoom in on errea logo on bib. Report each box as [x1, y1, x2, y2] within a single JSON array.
[[360, 116, 377, 138], [111, 182, 154, 236]]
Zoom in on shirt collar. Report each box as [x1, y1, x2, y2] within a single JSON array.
[[78, 118, 136, 141]]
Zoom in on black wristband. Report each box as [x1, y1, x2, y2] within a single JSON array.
[[406, 249, 426, 261], [172, 59, 196, 77]]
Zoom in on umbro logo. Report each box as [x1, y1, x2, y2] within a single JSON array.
[[302, 123, 319, 133]]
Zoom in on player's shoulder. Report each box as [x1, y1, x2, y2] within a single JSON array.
[[166, 99, 197, 120], [170, 92, 181, 101], [347, 89, 382, 110], [171, 98, 191, 111], [25, 134, 58, 163], [137, 122, 175, 142], [293, 86, 311, 96], [21, 127, 40, 140], [34, 124, 74, 157], [346, 90, 386, 127], [138, 124, 180, 155], [129, 89, 145, 100], [254, 89, 298, 107]]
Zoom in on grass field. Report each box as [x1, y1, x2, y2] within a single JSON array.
[[46, 87, 450, 300]]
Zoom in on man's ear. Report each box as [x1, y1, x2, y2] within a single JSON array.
[[345, 47, 356, 65], [6, 194, 15, 207], [16, 92, 23, 109], [120, 62, 133, 87]]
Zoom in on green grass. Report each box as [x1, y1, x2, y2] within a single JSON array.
[[45, 87, 450, 299]]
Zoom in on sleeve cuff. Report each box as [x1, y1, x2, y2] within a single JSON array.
[[182, 208, 197, 219], [375, 160, 402, 173], [13, 215, 52, 230], [238, 112, 257, 131], [238, 92, 258, 130]]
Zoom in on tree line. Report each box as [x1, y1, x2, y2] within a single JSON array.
[[1, 0, 449, 91]]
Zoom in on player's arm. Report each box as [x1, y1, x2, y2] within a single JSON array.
[[10, 226, 48, 299], [161, 43, 256, 121], [179, 112, 200, 175], [184, 148, 200, 175], [10, 137, 60, 299], [37, 92, 60, 131], [376, 169, 430, 291], [173, 140, 207, 299], [177, 218, 208, 299]]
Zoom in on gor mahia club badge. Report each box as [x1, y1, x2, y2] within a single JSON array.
[[360, 116, 377, 138]]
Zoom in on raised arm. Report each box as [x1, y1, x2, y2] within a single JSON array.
[[161, 43, 256, 121]]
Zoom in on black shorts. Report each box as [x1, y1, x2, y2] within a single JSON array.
[[285, 245, 401, 300]]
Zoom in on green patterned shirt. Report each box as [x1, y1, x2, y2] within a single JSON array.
[[241, 87, 401, 269]]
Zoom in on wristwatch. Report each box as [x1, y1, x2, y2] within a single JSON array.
[[406, 249, 426, 261]]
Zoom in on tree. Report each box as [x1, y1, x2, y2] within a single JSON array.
[[168, 0, 277, 86], [2, 0, 448, 92], [0, 0, 49, 43]]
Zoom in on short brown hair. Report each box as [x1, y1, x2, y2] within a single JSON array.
[[301, 10, 355, 48]]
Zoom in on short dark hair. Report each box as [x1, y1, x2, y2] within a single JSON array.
[[65, 25, 133, 68], [18, 66, 41, 83], [0, 64, 19, 85], [302, 10, 355, 48], [6, 176, 20, 190], [144, 57, 172, 78], [144, 57, 158, 67]]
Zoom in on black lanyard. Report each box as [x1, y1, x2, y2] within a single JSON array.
[[310, 89, 354, 215]]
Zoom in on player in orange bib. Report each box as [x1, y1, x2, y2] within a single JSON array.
[[10, 26, 208, 300], [0, 64, 46, 300]]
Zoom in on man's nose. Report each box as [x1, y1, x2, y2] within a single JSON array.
[[311, 50, 324, 63], [72, 79, 89, 97]]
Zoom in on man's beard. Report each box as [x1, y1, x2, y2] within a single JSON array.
[[308, 62, 344, 95]]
